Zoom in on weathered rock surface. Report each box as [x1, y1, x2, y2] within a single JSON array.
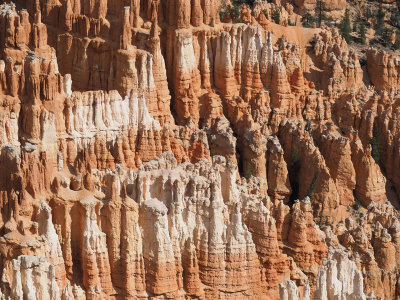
[[314, 248, 368, 300], [0, 1, 400, 299]]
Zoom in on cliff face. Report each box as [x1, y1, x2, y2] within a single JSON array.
[[0, 1, 400, 299]]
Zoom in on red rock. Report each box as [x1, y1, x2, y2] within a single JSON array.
[[0, 2, 400, 299]]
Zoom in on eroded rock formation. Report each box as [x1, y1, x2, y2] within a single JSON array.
[[0, 1, 399, 299]]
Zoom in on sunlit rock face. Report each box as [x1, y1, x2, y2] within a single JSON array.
[[0, 1, 399, 299]]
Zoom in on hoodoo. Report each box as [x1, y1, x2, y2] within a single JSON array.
[[0, 0, 399, 299]]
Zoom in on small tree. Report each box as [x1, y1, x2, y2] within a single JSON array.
[[366, 7, 373, 20], [244, 161, 252, 179], [307, 169, 320, 199], [274, 7, 280, 24], [219, 3, 242, 23], [352, 201, 361, 210], [359, 23, 367, 44], [301, 12, 314, 28], [219, 0, 249, 23], [340, 9, 352, 43], [353, 21, 358, 32], [263, 9, 269, 20], [381, 27, 393, 46], [315, 0, 326, 27], [370, 126, 380, 163], [376, 5, 385, 35], [390, 9, 400, 28], [395, 30, 400, 49]]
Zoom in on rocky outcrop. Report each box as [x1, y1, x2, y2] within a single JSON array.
[[279, 279, 310, 300], [312, 29, 364, 96], [367, 49, 400, 91], [5, 255, 61, 300], [335, 203, 400, 299], [267, 136, 292, 203], [280, 247, 371, 300], [80, 196, 113, 298], [314, 248, 367, 300], [288, 0, 346, 19], [278, 120, 340, 220], [314, 125, 356, 206], [37, 201, 66, 287]]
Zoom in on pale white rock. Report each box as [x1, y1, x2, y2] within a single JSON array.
[[175, 32, 198, 79], [9, 256, 61, 300], [138, 53, 156, 93], [279, 280, 300, 300], [314, 248, 367, 300], [57, 151, 63, 171], [71, 284, 86, 300], [303, 281, 310, 300], [261, 31, 274, 88], [0, 3, 17, 19], [62, 74, 72, 97], [169, 180, 189, 249], [51, 52, 60, 74], [80, 196, 112, 294], [215, 32, 234, 77], [41, 110, 58, 145], [273, 52, 289, 81], [279, 279, 311, 300], [66, 89, 160, 140], [0, 110, 19, 147], [61, 282, 74, 300], [174, 31, 201, 98], [141, 198, 175, 261], [245, 35, 260, 71], [37, 201, 65, 284]]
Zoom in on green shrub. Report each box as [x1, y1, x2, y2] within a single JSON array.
[[307, 169, 320, 199], [262, 9, 269, 20], [380, 27, 393, 46], [274, 7, 280, 24], [390, 9, 400, 28], [315, 0, 326, 27], [352, 201, 361, 210], [340, 9, 352, 43], [219, 0, 258, 23], [353, 21, 357, 32], [375, 5, 385, 35], [365, 7, 373, 20], [244, 161, 252, 179], [370, 126, 380, 163], [305, 119, 312, 132], [291, 148, 299, 165], [395, 30, 400, 49], [219, 1, 242, 23], [359, 23, 367, 44], [318, 202, 325, 226], [301, 12, 314, 28]]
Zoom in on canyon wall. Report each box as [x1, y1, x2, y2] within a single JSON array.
[[0, 1, 399, 299]]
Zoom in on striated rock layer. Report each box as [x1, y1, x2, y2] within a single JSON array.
[[0, 1, 399, 300]]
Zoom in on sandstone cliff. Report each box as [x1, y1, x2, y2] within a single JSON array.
[[0, 1, 399, 300]]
